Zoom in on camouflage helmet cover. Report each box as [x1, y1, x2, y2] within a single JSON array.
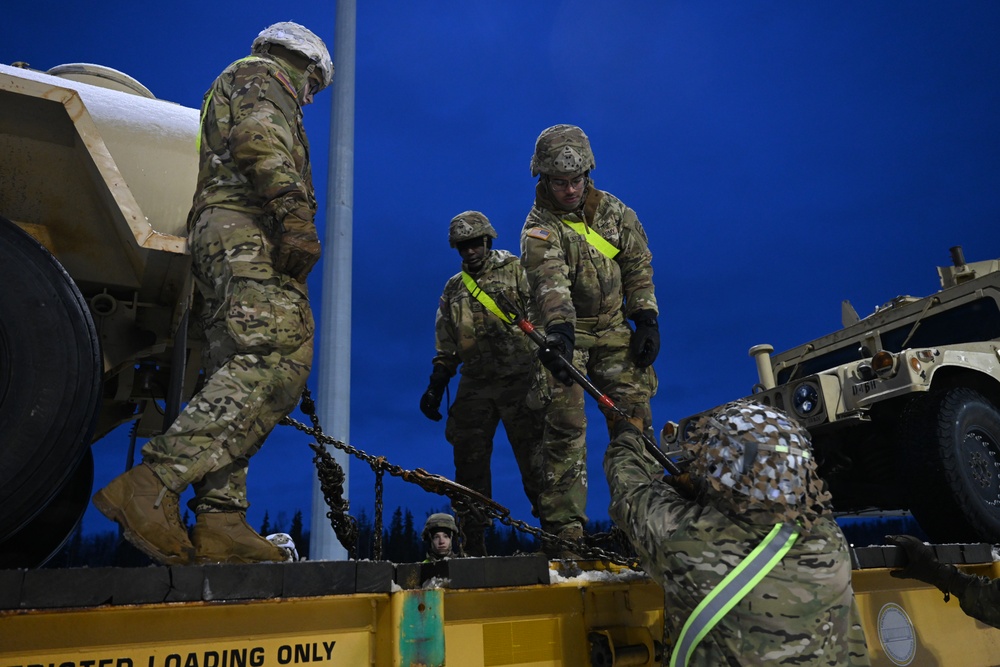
[[252, 22, 334, 90], [422, 513, 458, 540], [682, 400, 832, 529], [530, 124, 596, 177], [448, 211, 498, 248]]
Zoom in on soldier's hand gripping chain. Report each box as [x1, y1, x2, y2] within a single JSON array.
[[275, 209, 322, 282], [538, 322, 575, 387], [886, 534, 961, 593], [629, 309, 660, 368], [419, 365, 451, 421]]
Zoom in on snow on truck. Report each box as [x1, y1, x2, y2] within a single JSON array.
[[664, 246, 1000, 544]]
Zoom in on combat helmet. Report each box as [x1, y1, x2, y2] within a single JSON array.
[[252, 22, 334, 90], [530, 124, 596, 177], [448, 211, 497, 248], [422, 513, 458, 540], [681, 400, 832, 529]]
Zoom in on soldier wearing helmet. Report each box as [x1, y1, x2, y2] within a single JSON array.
[[419, 211, 545, 556], [604, 402, 870, 666], [422, 513, 458, 561], [94, 22, 333, 566], [519, 124, 660, 558]]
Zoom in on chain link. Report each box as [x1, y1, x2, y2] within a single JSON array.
[[281, 389, 640, 568]]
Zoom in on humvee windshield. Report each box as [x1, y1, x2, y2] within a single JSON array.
[[776, 297, 1000, 385]]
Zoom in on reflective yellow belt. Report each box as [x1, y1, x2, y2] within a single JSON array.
[[669, 522, 800, 667], [560, 219, 619, 259], [461, 272, 512, 324]]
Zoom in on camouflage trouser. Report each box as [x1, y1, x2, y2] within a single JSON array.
[[531, 317, 657, 534], [143, 207, 314, 513], [445, 373, 545, 530]]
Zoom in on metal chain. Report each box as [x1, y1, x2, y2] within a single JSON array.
[[296, 391, 359, 558], [308, 442, 358, 559], [281, 389, 639, 567], [373, 468, 384, 560]]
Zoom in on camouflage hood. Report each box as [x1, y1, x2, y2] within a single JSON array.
[[265, 52, 309, 102], [683, 400, 833, 530]]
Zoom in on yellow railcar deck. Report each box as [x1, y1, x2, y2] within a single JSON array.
[[1, 544, 997, 667]]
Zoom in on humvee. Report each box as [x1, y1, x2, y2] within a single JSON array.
[[663, 247, 1000, 544]]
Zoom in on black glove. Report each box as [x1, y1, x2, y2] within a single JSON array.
[[538, 322, 575, 387], [275, 209, 322, 282], [629, 310, 660, 368], [419, 365, 451, 421], [886, 534, 958, 593]]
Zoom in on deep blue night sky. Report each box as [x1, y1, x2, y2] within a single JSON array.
[[5, 2, 998, 540]]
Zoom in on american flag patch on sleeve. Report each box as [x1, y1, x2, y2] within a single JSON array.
[[526, 227, 551, 241]]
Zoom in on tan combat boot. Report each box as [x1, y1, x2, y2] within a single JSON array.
[[92, 463, 194, 565], [545, 523, 584, 561], [193, 512, 290, 564]]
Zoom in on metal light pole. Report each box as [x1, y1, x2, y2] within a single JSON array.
[[310, 0, 356, 561]]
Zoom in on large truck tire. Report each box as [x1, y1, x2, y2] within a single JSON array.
[[902, 387, 1000, 543], [0, 449, 93, 569], [0, 216, 102, 542]]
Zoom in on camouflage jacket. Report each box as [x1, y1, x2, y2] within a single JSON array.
[[604, 431, 870, 666], [432, 249, 536, 380], [520, 181, 656, 332], [190, 53, 316, 229], [953, 571, 1000, 628]]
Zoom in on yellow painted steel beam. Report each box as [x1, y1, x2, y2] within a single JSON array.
[[0, 595, 391, 667], [3, 561, 1000, 667]]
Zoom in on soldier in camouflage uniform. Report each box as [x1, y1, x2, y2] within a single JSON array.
[[422, 513, 458, 562], [93, 22, 333, 565], [420, 212, 545, 556], [886, 534, 1000, 628], [520, 124, 659, 555], [604, 401, 870, 666]]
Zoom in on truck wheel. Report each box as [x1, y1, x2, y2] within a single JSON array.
[[0, 216, 102, 541], [0, 449, 93, 569], [903, 387, 1000, 542]]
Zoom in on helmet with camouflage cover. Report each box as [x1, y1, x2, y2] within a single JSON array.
[[422, 513, 458, 540], [448, 211, 498, 248], [252, 22, 334, 90], [530, 124, 596, 177], [681, 400, 832, 529]]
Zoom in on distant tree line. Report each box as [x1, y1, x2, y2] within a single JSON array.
[[46, 506, 593, 567], [45, 508, 928, 569]]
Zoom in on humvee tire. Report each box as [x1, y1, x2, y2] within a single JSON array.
[[903, 387, 1000, 543], [0, 216, 102, 541]]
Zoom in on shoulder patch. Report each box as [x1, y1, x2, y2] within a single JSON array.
[[525, 227, 551, 241], [273, 70, 297, 100]]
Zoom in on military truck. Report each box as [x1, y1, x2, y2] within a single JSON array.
[[663, 247, 1000, 544], [0, 62, 200, 566]]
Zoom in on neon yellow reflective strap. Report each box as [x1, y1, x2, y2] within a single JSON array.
[[196, 89, 213, 152], [669, 523, 799, 667], [461, 272, 512, 324], [560, 219, 619, 259]]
